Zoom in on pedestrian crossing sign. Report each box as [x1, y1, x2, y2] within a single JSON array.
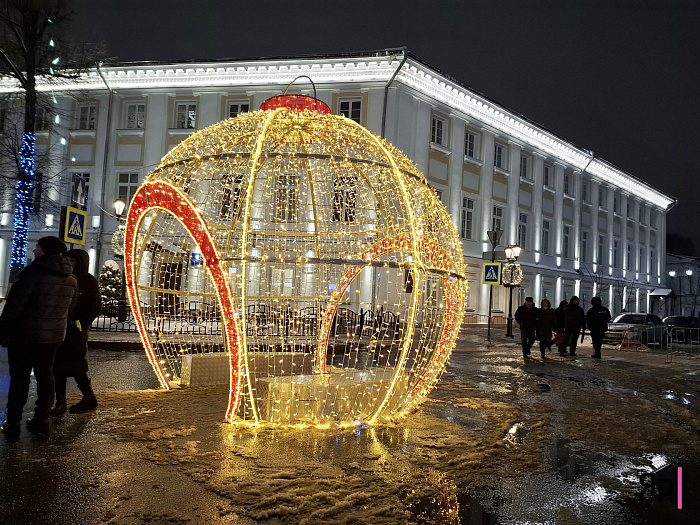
[[63, 206, 87, 245], [482, 262, 502, 285]]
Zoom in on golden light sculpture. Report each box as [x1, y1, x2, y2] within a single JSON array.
[[124, 94, 468, 426]]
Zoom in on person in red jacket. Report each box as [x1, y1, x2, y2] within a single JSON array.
[[514, 297, 539, 359], [0, 236, 78, 438]]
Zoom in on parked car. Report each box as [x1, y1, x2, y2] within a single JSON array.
[[663, 316, 700, 344], [604, 313, 668, 347]]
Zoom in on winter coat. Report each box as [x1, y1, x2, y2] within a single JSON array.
[[54, 250, 102, 377], [585, 298, 611, 336], [0, 255, 78, 345], [514, 304, 539, 331], [564, 296, 585, 334], [537, 307, 557, 340], [555, 301, 567, 333]]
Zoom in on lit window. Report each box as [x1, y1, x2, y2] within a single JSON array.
[[118, 173, 139, 208], [563, 225, 571, 259], [580, 231, 588, 262], [518, 213, 528, 248], [519, 155, 531, 180], [78, 105, 96, 130], [339, 99, 362, 124], [332, 173, 357, 222], [494, 143, 506, 169], [125, 102, 145, 129], [220, 174, 243, 221], [175, 102, 196, 129], [543, 164, 554, 187], [275, 172, 298, 222]]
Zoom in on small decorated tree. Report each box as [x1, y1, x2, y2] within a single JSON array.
[[98, 264, 122, 305]]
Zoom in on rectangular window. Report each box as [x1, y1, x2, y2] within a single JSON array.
[[125, 102, 146, 129], [627, 243, 632, 270], [491, 205, 503, 232], [228, 101, 250, 119], [564, 173, 572, 196], [175, 102, 196, 129], [464, 130, 479, 159], [32, 172, 43, 214], [78, 105, 96, 130], [220, 174, 243, 221], [541, 220, 550, 255], [339, 98, 362, 124], [35, 107, 51, 131], [582, 181, 589, 202], [598, 235, 605, 265], [118, 172, 139, 206], [639, 204, 646, 224], [626, 201, 633, 219], [650, 210, 657, 229], [431, 115, 446, 146], [650, 249, 656, 276], [519, 155, 531, 180], [580, 231, 588, 262], [275, 172, 298, 222], [543, 164, 554, 187], [494, 143, 505, 169], [639, 247, 646, 273], [0, 107, 6, 131], [518, 213, 528, 248], [332, 174, 357, 222], [613, 239, 620, 268], [599, 187, 607, 209], [460, 197, 474, 240], [563, 225, 571, 259], [614, 194, 621, 214]]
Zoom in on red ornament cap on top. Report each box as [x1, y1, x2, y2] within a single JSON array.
[[259, 94, 331, 114]]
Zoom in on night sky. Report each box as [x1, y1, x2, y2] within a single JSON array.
[[69, 0, 700, 253]]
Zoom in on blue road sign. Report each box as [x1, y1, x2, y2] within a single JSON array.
[[64, 206, 87, 245], [482, 262, 502, 285]]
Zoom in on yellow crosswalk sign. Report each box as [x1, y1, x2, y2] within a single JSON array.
[[63, 206, 87, 245]]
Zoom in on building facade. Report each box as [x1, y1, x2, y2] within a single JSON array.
[[0, 50, 675, 316]]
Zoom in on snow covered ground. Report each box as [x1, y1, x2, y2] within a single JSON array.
[[2, 331, 700, 524]]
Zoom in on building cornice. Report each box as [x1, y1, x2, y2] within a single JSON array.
[[0, 52, 675, 209]]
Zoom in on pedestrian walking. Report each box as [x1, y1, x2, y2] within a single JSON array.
[[537, 299, 557, 358], [585, 296, 611, 358], [555, 300, 568, 355], [51, 249, 102, 416], [0, 237, 78, 438], [514, 297, 539, 359], [563, 296, 585, 356]]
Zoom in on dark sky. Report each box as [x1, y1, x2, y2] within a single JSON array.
[[69, 0, 700, 253]]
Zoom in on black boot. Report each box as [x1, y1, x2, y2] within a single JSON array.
[[51, 376, 67, 416], [70, 377, 97, 414], [26, 415, 49, 434]]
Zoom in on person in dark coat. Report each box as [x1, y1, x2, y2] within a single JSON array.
[[514, 297, 538, 359], [555, 300, 568, 355], [0, 236, 78, 438], [51, 249, 102, 415], [585, 296, 611, 358], [537, 299, 557, 358], [563, 295, 585, 356]]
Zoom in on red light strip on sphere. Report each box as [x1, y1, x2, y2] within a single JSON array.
[[124, 180, 243, 421]]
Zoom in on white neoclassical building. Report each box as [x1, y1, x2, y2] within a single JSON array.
[[0, 49, 675, 317]]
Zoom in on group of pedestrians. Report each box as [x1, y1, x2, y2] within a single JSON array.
[[514, 295, 611, 360], [0, 236, 102, 440]]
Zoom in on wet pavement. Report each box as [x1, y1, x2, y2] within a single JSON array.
[[1, 331, 700, 524]]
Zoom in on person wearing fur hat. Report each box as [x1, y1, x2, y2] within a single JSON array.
[[0, 236, 78, 438], [51, 249, 102, 416]]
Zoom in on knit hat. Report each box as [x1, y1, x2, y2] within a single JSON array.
[[525, 296, 534, 302], [37, 236, 67, 256]]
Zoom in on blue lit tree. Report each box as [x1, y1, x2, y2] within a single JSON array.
[[0, 1, 86, 279]]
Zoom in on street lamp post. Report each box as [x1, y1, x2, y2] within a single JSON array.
[[686, 269, 694, 316], [669, 270, 677, 315], [503, 245, 523, 337], [112, 198, 127, 322], [486, 229, 503, 345]]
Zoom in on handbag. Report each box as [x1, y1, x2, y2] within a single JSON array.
[[555, 332, 567, 349]]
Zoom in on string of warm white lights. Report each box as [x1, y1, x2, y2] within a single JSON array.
[[124, 97, 467, 426]]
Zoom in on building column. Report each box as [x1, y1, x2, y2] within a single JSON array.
[[573, 170, 583, 267], [621, 193, 629, 274], [478, 130, 496, 317], [532, 154, 545, 254], [448, 116, 466, 228], [590, 181, 600, 266], [553, 163, 565, 259], [506, 142, 522, 246], [633, 200, 641, 274], [607, 187, 615, 268]]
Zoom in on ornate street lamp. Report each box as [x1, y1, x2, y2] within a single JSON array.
[[112, 198, 127, 321], [503, 245, 523, 337]]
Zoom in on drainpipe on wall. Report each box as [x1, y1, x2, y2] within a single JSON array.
[[381, 47, 408, 139], [96, 62, 114, 272]]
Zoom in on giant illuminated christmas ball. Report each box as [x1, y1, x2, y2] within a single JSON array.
[[124, 94, 468, 426]]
